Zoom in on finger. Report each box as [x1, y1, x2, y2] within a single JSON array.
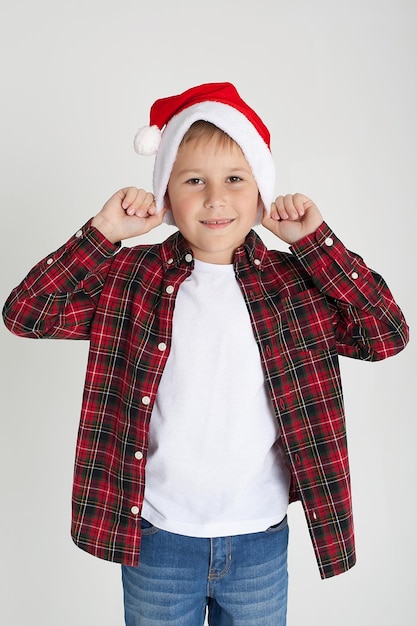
[[283, 194, 300, 220], [293, 192, 312, 216], [126, 190, 155, 216], [275, 195, 290, 220], [135, 202, 157, 218], [126, 188, 148, 215], [269, 202, 280, 221], [133, 192, 156, 217], [121, 187, 140, 211], [292, 195, 306, 218], [262, 211, 285, 240], [147, 201, 157, 215]]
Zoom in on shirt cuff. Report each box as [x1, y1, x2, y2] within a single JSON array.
[[64, 219, 121, 270], [289, 222, 342, 265], [289, 222, 381, 308]]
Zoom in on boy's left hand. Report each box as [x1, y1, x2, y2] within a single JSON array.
[[262, 193, 323, 244]]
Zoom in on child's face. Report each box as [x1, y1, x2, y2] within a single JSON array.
[[166, 136, 260, 264]]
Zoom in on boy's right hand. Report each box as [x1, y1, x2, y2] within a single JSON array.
[[91, 187, 166, 243]]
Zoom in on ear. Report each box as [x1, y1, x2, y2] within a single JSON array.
[[254, 193, 264, 226], [161, 193, 177, 226], [164, 192, 172, 211]]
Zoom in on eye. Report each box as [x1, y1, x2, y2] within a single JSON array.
[[186, 178, 204, 185], [227, 176, 243, 183]]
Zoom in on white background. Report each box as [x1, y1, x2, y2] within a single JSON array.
[[0, 1, 415, 624]]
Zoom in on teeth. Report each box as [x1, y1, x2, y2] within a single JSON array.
[[203, 220, 231, 224]]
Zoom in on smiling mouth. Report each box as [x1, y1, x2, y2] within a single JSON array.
[[200, 219, 235, 225]]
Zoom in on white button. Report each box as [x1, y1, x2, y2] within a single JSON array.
[[46, 258, 53, 265], [254, 258, 261, 266], [131, 506, 140, 515], [324, 237, 334, 247], [167, 258, 174, 265], [312, 511, 318, 521], [141, 396, 151, 406], [75, 229, 83, 238], [166, 285, 174, 294], [185, 253, 193, 263], [135, 451, 143, 460], [158, 342, 167, 351], [351, 271, 359, 280]]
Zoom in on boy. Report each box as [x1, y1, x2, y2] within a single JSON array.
[[3, 83, 409, 625]]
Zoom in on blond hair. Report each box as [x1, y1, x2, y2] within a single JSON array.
[[179, 120, 238, 151]]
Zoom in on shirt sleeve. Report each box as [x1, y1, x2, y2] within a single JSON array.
[[289, 222, 409, 360], [2, 221, 120, 339]]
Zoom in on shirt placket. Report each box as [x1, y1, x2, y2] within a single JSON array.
[[128, 256, 193, 520]]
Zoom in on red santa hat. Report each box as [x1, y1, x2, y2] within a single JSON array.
[[134, 82, 275, 225]]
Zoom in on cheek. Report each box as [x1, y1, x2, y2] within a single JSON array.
[[168, 201, 189, 227], [245, 190, 261, 214]]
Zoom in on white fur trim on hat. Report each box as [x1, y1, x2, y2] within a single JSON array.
[[152, 102, 275, 226]]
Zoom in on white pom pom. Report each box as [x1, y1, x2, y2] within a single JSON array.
[[134, 125, 162, 156]]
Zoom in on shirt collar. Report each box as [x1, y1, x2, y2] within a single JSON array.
[[234, 229, 267, 271], [160, 231, 194, 271], [159, 229, 267, 272]]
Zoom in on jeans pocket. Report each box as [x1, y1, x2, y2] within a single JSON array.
[[140, 518, 160, 536], [265, 515, 288, 533]]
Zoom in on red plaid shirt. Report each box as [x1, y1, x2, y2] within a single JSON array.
[[3, 220, 408, 579]]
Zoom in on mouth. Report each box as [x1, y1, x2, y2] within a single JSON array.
[[200, 218, 236, 227]]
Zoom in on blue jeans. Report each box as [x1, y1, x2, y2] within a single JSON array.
[[122, 516, 288, 625]]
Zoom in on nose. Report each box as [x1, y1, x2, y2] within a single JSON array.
[[203, 182, 226, 210]]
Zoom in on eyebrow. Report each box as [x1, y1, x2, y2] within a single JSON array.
[[174, 166, 252, 176]]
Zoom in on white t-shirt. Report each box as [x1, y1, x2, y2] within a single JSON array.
[[142, 258, 290, 537]]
